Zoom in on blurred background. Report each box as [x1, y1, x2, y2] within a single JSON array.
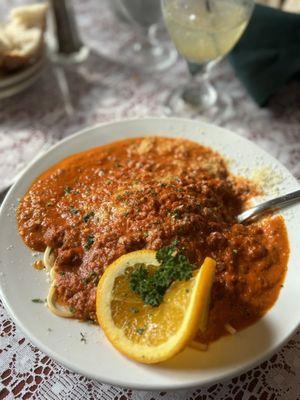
[[1, 0, 300, 193]]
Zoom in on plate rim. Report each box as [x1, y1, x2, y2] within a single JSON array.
[[0, 57, 44, 88], [0, 116, 299, 390]]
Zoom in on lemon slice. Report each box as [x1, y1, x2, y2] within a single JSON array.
[[96, 250, 216, 364]]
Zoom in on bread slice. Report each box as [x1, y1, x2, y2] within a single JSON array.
[[0, 3, 48, 74]]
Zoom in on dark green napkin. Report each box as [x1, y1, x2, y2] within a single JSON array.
[[229, 4, 300, 107]]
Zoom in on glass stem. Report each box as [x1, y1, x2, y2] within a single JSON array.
[[182, 62, 217, 110], [133, 26, 153, 52]]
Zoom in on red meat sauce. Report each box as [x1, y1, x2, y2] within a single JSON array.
[[17, 137, 289, 343]]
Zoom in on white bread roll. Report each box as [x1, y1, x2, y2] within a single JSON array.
[[0, 3, 48, 73]]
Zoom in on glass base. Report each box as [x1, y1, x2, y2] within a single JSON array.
[[120, 40, 177, 73], [182, 83, 217, 111], [50, 46, 90, 65], [164, 85, 234, 124]]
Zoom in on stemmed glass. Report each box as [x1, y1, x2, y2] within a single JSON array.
[[111, 0, 177, 72], [161, 0, 254, 118]]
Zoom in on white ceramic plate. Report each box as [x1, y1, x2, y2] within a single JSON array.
[[0, 58, 44, 99], [0, 118, 299, 390]]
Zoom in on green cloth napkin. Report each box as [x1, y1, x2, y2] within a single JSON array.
[[229, 4, 300, 107]]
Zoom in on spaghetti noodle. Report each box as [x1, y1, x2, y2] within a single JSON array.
[[44, 246, 73, 318]]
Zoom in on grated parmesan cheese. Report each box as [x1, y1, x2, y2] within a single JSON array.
[[225, 323, 237, 335], [189, 341, 208, 351], [250, 167, 283, 196]]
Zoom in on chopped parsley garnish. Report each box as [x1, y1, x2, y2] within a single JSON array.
[[69, 306, 76, 313], [130, 241, 196, 307], [83, 211, 94, 222], [130, 307, 140, 314], [136, 327, 145, 335], [84, 235, 95, 251], [64, 186, 72, 194], [169, 210, 181, 220], [46, 201, 53, 207], [31, 298, 45, 304], [70, 206, 79, 214], [60, 271, 66, 276], [80, 332, 86, 343], [83, 270, 98, 285]]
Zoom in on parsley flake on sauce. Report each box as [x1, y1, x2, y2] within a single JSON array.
[[84, 235, 95, 250], [70, 206, 79, 214], [64, 186, 72, 194], [169, 210, 181, 220], [130, 241, 196, 307], [83, 211, 95, 222], [83, 270, 98, 285]]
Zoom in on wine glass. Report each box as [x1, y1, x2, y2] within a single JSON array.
[[161, 0, 254, 118], [111, 0, 177, 73]]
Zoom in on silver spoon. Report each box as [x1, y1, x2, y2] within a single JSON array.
[[237, 189, 300, 224]]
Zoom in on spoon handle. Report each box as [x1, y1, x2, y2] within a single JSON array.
[[237, 189, 300, 224]]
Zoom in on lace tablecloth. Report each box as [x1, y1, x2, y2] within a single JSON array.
[[1, 1, 300, 399]]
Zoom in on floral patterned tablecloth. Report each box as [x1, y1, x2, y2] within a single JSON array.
[[0, 1, 300, 399]]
